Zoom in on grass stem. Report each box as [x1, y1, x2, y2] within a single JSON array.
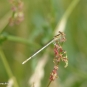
[[0, 48, 19, 87]]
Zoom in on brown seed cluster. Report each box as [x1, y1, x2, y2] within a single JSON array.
[[8, 0, 24, 26], [50, 31, 68, 81]]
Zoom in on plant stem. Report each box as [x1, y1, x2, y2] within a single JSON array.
[[46, 81, 52, 87], [0, 48, 19, 87], [7, 35, 40, 47], [7, 35, 32, 45], [0, 33, 40, 47]]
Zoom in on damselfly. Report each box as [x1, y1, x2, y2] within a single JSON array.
[[22, 32, 62, 64]]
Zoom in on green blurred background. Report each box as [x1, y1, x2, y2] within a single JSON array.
[[0, 0, 87, 87]]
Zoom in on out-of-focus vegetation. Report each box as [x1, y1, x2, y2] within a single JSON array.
[[0, 0, 87, 87]]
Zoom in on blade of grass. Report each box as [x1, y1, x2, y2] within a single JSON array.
[[0, 48, 19, 87], [54, 0, 80, 34]]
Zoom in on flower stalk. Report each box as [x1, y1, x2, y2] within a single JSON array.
[[48, 31, 68, 86]]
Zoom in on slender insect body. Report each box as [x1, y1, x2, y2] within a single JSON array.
[[22, 32, 62, 64]]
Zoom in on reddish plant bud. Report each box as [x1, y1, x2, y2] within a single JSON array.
[[50, 70, 57, 81], [56, 57, 60, 62], [59, 46, 63, 53], [11, 6, 17, 11], [49, 66, 58, 81], [8, 0, 24, 25], [54, 49, 58, 56], [54, 66, 58, 70], [18, 1, 24, 10], [54, 44, 59, 56]]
